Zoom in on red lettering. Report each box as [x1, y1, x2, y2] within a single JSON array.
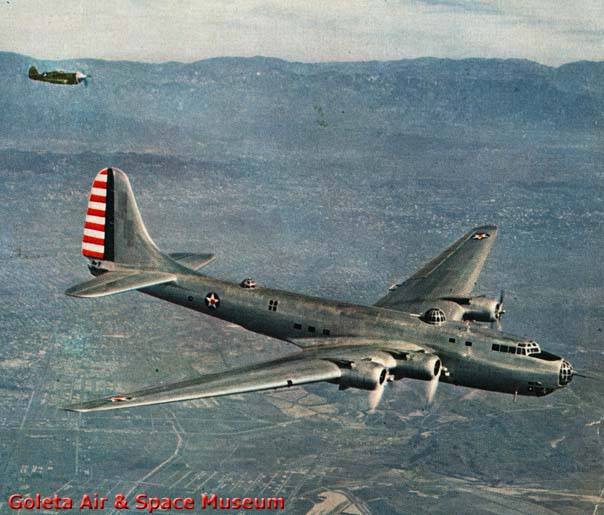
[[266, 497, 285, 509], [80, 494, 93, 509], [133, 494, 194, 513], [135, 493, 149, 510], [7, 494, 73, 511], [8, 494, 22, 509], [80, 493, 107, 509], [201, 494, 216, 509], [171, 497, 194, 509], [242, 497, 253, 509]]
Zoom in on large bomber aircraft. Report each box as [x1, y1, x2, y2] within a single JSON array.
[[65, 168, 575, 412]]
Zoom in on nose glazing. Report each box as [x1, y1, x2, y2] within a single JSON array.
[[559, 360, 573, 386]]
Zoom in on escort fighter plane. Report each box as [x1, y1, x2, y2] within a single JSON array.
[[28, 65, 89, 86], [64, 168, 575, 412]]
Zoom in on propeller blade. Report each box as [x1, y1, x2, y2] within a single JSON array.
[[495, 289, 505, 318], [426, 376, 439, 405], [490, 318, 503, 331], [425, 365, 442, 406], [573, 371, 603, 381], [367, 373, 395, 413], [368, 383, 385, 413]]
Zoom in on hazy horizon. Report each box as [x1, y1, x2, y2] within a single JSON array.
[[1, 1, 602, 67], [4, 50, 603, 69]]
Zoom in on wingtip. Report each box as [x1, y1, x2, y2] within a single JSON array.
[[62, 403, 106, 413], [471, 224, 498, 232], [467, 225, 498, 239], [64, 285, 83, 297], [62, 402, 89, 412], [62, 406, 82, 413]]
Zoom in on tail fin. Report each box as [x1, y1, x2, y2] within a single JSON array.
[[28, 66, 38, 78], [82, 167, 165, 268]]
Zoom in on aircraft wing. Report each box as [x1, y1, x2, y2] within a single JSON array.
[[375, 225, 498, 309], [65, 271, 176, 298], [64, 339, 431, 412], [64, 355, 342, 412]]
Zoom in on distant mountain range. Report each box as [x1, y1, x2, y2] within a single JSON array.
[[0, 52, 602, 155]]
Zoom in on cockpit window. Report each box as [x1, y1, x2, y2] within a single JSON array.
[[518, 341, 541, 355], [492, 341, 541, 357]]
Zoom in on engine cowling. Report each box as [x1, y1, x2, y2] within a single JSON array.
[[337, 360, 388, 391], [392, 353, 441, 381], [460, 296, 500, 322]]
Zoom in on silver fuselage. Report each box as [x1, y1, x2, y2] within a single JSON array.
[[137, 269, 569, 397]]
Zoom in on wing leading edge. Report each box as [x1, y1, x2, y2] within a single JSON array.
[[64, 338, 432, 412], [64, 355, 342, 412], [375, 225, 498, 309]]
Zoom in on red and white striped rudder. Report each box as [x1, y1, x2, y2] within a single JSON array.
[[82, 168, 110, 259]]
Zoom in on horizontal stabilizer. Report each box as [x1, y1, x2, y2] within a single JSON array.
[[65, 271, 176, 298], [169, 252, 215, 271]]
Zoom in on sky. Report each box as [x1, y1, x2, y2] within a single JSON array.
[[0, 0, 602, 66]]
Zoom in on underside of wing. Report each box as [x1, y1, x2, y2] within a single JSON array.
[[64, 355, 342, 412], [375, 225, 498, 309]]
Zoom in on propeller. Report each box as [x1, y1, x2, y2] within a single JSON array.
[[495, 290, 505, 319], [425, 365, 443, 406], [76, 72, 91, 87], [490, 290, 505, 330], [368, 373, 394, 413], [573, 371, 603, 381]]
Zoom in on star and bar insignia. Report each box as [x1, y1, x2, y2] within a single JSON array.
[[205, 292, 220, 309], [472, 232, 490, 240]]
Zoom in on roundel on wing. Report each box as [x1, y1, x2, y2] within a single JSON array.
[[205, 292, 220, 309]]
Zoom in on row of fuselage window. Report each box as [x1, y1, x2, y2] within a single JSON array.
[[267, 302, 519, 349], [267, 300, 331, 335], [293, 322, 330, 336], [448, 337, 473, 347], [447, 337, 524, 355]]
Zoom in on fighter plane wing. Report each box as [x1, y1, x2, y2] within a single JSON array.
[[374, 225, 498, 309], [64, 354, 342, 412]]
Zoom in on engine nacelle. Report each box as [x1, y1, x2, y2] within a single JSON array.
[[392, 353, 441, 381], [460, 296, 500, 322], [337, 360, 388, 391]]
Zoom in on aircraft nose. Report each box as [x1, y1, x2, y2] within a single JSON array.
[[559, 359, 573, 386]]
